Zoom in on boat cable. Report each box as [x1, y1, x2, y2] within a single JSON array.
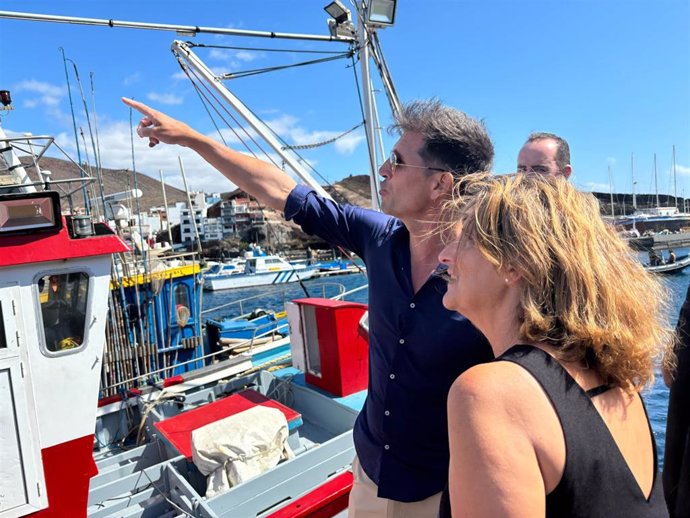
[[176, 46, 366, 204], [219, 52, 354, 80], [178, 61, 313, 298], [186, 42, 348, 55], [177, 49, 367, 282], [177, 55, 282, 168]]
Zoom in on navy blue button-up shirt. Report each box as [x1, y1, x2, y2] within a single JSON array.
[[284, 185, 493, 502]]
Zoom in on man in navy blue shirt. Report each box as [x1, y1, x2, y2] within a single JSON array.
[[124, 97, 495, 517]]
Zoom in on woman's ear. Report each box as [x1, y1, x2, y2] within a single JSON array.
[[503, 265, 522, 285]]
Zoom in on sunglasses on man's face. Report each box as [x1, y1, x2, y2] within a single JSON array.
[[388, 150, 448, 174]]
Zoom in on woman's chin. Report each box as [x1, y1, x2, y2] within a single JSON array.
[[442, 293, 461, 312]]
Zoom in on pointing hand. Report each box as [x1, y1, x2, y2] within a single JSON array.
[[122, 97, 195, 148]]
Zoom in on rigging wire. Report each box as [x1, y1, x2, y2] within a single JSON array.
[[187, 42, 346, 55], [175, 44, 370, 274], [220, 52, 353, 80]]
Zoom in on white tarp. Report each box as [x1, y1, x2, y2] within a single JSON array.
[[191, 405, 295, 498]]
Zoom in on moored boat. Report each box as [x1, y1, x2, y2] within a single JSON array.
[[644, 254, 690, 274], [203, 254, 318, 291]]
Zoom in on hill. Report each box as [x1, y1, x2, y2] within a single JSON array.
[[19, 156, 188, 211]]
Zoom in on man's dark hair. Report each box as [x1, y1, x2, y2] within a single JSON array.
[[526, 132, 571, 172], [391, 99, 494, 178]]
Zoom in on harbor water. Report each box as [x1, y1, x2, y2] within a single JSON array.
[[203, 265, 687, 461]]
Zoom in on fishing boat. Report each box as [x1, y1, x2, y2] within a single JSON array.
[[203, 254, 318, 291], [0, 183, 369, 517]]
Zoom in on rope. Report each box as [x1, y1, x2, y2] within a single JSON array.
[[281, 122, 364, 151]]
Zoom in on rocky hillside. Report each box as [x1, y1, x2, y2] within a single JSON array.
[[18, 156, 188, 211]]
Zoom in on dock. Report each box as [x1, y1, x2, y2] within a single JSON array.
[[628, 231, 690, 251]]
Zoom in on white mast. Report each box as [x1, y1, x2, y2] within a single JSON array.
[[631, 152, 636, 210], [654, 153, 660, 209], [673, 145, 678, 211], [608, 164, 615, 218]]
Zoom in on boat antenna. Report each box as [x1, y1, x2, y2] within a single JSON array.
[[158, 169, 174, 246], [177, 155, 205, 263], [59, 48, 90, 214], [72, 61, 107, 217], [128, 104, 151, 266]]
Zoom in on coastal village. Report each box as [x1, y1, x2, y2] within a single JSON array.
[[18, 154, 690, 260]]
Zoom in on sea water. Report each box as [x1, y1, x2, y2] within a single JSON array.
[[203, 266, 688, 460]]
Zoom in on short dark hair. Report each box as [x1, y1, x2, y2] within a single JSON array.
[[526, 132, 571, 172], [391, 99, 494, 178]]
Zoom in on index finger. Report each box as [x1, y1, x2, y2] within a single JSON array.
[[122, 97, 156, 118]]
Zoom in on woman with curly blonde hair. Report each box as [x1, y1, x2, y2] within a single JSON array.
[[437, 173, 672, 518]]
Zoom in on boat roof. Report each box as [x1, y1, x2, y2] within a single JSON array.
[[0, 219, 129, 268]]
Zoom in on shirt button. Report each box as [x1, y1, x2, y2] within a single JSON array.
[[409, 302, 415, 308], [399, 339, 405, 344], [384, 444, 390, 450], [389, 373, 395, 380], [384, 410, 390, 416]]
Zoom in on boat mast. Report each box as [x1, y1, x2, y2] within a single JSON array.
[[654, 153, 660, 209], [608, 164, 615, 218], [631, 152, 637, 210], [673, 144, 678, 211], [358, 26, 382, 209]]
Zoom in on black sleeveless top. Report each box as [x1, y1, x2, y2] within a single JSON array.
[[439, 345, 668, 518]]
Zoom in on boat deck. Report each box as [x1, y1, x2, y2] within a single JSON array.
[[89, 369, 365, 517]]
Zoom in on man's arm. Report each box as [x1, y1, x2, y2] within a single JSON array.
[[122, 98, 296, 211]]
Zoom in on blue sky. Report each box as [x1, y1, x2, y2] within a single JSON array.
[[1, 0, 688, 198]]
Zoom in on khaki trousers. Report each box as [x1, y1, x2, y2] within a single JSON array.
[[347, 456, 442, 518]]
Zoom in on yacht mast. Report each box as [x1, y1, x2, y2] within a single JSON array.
[[608, 164, 615, 218], [654, 153, 659, 209], [631, 152, 637, 210], [673, 145, 678, 211]]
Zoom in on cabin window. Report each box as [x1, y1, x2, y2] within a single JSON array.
[[37, 272, 89, 353], [0, 302, 6, 348]]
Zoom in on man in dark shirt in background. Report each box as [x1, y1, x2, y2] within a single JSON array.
[[123, 97, 494, 517]]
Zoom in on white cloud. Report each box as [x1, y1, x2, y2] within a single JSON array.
[[235, 50, 263, 63], [606, 157, 617, 166], [675, 164, 690, 176], [581, 181, 611, 192], [13, 79, 66, 109], [54, 120, 237, 193], [171, 70, 189, 81], [123, 73, 141, 86], [146, 92, 183, 105], [207, 47, 266, 70]]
